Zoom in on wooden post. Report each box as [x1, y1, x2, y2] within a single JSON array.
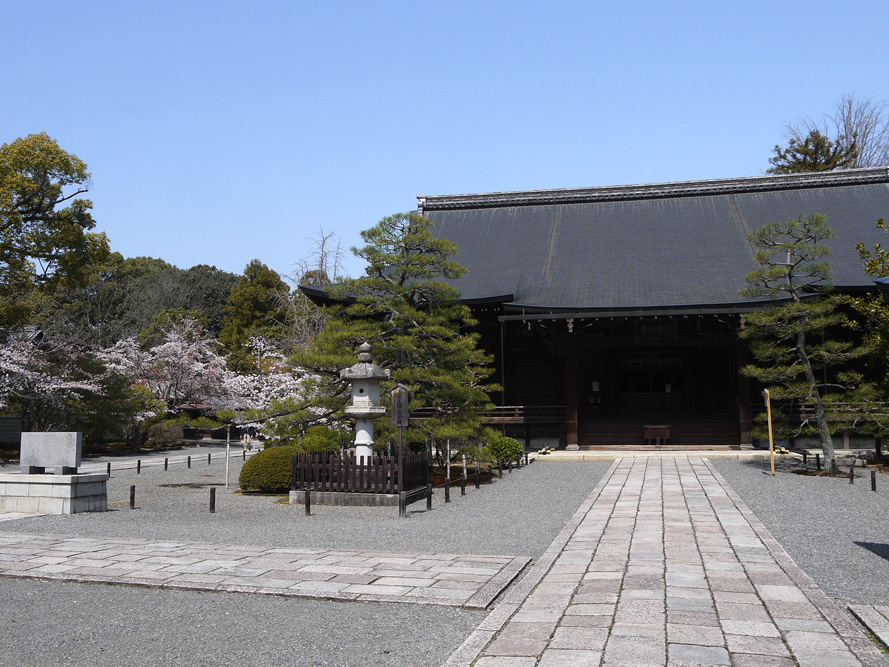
[[304, 488, 311, 516], [764, 389, 775, 476], [565, 337, 579, 450]]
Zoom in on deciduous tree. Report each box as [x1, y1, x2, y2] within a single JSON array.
[[781, 94, 889, 170], [0, 133, 109, 326], [219, 260, 291, 371]]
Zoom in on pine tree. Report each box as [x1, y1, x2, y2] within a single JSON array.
[[740, 213, 866, 462], [767, 129, 858, 174], [291, 212, 496, 446]]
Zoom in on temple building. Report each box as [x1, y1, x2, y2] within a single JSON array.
[[416, 167, 889, 450]]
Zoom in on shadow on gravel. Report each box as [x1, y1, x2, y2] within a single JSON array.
[[855, 541, 889, 562]]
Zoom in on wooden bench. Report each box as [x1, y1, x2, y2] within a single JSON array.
[[643, 425, 671, 446]]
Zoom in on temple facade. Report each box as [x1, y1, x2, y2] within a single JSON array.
[[417, 168, 889, 449]]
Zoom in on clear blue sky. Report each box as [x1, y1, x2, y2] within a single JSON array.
[[4, 0, 888, 280]]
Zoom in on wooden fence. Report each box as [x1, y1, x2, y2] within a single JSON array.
[[291, 452, 429, 494]]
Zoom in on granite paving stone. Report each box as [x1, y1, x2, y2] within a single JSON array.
[[444, 457, 886, 666], [0, 532, 527, 608]]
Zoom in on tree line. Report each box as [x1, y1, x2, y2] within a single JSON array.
[[2, 93, 887, 458], [0, 133, 494, 450]]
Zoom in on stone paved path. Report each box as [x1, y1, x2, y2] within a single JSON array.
[[445, 457, 887, 666], [0, 532, 528, 610]]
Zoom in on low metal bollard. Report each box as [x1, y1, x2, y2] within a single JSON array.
[[208, 453, 211, 465], [498, 462, 503, 479], [816, 453, 821, 471], [106, 462, 111, 477], [802, 451, 808, 465], [305, 488, 311, 516], [129, 485, 136, 510], [461, 473, 466, 496], [487, 465, 493, 484], [187, 455, 191, 469], [242, 450, 246, 461], [850, 461, 855, 484], [475, 462, 480, 489], [137, 459, 141, 474], [209, 487, 216, 513], [872, 470, 877, 492], [164, 457, 168, 471]]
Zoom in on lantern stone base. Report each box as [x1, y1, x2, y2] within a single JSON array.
[[0, 473, 108, 514], [289, 490, 399, 506]]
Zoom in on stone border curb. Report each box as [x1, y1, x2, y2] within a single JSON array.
[[703, 459, 888, 666], [849, 605, 889, 652], [442, 459, 621, 666]]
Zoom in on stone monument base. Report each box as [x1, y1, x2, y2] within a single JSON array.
[[0, 473, 108, 514]]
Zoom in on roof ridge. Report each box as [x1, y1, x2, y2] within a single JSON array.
[[417, 167, 889, 212]]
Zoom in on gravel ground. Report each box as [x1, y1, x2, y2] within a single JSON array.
[[711, 457, 889, 607], [0, 449, 610, 666]]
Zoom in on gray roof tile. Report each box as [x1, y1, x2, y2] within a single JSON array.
[[418, 169, 889, 312]]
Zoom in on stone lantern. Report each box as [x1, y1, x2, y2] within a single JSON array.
[[340, 342, 390, 460]]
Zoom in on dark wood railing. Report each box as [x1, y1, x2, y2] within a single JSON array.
[[291, 452, 429, 494], [411, 405, 566, 424]]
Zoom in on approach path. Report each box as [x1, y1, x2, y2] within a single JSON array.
[[445, 457, 887, 666]]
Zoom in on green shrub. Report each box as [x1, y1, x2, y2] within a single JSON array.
[[487, 435, 524, 464], [239, 445, 299, 493], [146, 423, 183, 449]]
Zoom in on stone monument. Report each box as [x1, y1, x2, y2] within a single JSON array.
[[340, 342, 390, 460], [0, 432, 108, 514]]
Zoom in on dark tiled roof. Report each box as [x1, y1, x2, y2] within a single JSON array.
[[417, 168, 889, 313]]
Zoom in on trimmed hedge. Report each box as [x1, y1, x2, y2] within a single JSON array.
[[239, 445, 299, 493], [487, 435, 524, 464]]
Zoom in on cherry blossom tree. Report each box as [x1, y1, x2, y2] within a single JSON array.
[[100, 318, 227, 415], [0, 331, 104, 431]]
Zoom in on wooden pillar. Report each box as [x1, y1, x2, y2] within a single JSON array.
[[736, 334, 753, 447], [565, 336, 579, 450]]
